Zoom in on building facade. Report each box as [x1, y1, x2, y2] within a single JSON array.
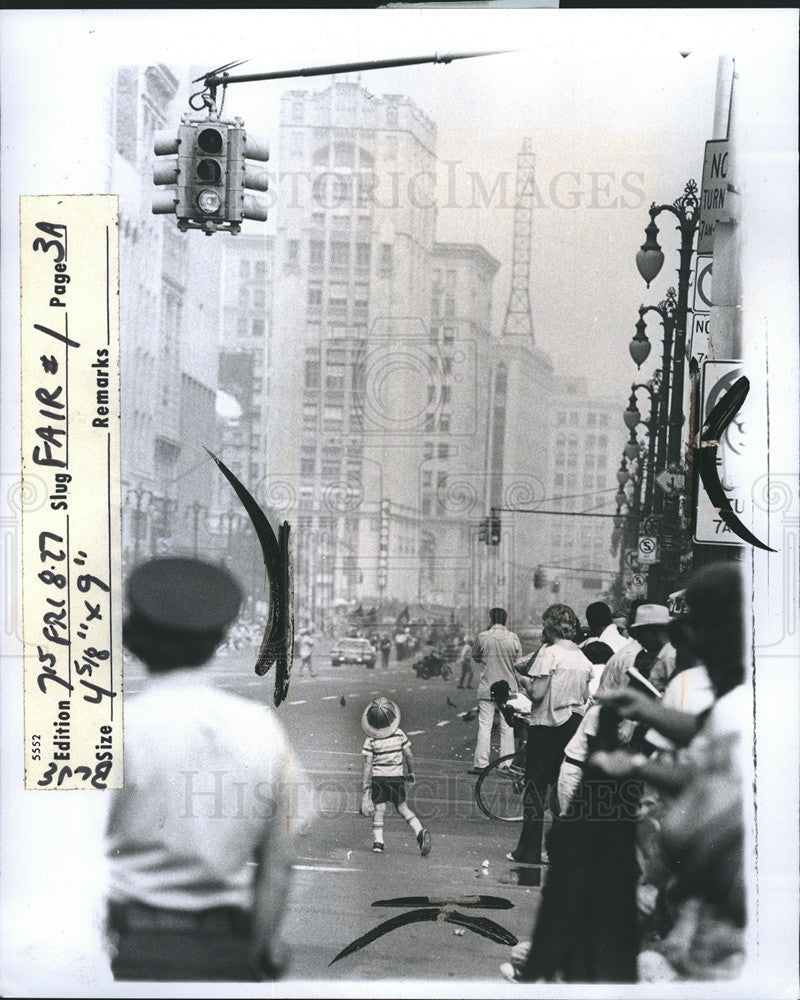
[[539, 376, 628, 616], [110, 64, 223, 568]]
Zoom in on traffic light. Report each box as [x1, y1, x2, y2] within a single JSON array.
[[489, 516, 501, 546], [550, 579, 560, 595], [152, 116, 269, 235], [477, 517, 489, 544], [534, 566, 545, 589]]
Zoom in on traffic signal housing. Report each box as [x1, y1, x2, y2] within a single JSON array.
[[534, 566, 545, 589], [477, 518, 489, 544], [152, 115, 269, 235], [489, 515, 501, 546]]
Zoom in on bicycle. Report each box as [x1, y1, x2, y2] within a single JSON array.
[[474, 753, 526, 822]]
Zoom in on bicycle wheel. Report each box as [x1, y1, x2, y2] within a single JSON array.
[[475, 754, 525, 822]]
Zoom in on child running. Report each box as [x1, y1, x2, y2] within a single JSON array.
[[360, 696, 431, 856]]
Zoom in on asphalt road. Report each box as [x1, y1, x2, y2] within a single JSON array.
[[120, 639, 546, 984], [219, 640, 539, 982]]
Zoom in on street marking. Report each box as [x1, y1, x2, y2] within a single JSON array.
[[289, 700, 307, 705], [436, 720, 450, 727], [292, 865, 362, 873], [405, 687, 413, 692], [406, 730, 425, 736], [321, 695, 338, 700]]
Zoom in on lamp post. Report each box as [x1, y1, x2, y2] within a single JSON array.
[[630, 287, 677, 508], [635, 181, 700, 597], [623, 378, 659, 516]]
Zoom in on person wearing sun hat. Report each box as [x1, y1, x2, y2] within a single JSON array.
[[360, 696, 431, 856]]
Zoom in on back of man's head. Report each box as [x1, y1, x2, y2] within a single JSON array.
[[123, 557, 242, 672], [489, 607, 507, 626], [586, 601, 613, 635]]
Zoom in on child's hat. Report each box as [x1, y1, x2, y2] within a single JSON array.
[[361, 696, 401, 738]]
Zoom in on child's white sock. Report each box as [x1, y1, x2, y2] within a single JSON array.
[[372, 825, 384, 844], [397, 801, 423, 836], [407, 816, 423, 837]]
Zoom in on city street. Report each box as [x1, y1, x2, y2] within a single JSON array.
[[124, 640, 545, 982]]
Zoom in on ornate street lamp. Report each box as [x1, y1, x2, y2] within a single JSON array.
[[634, 181, 700, 599], [629, 314, 652, 369], [636, 218, 665, 288]]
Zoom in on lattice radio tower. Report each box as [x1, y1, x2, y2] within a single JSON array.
[[501, 138, 536, 344]]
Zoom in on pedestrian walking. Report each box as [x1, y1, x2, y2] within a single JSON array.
[[456, 636, 475, 689], [379, 633, 392, 670], [104, 557, 311, 982], [468, 608, 522, 775], [296, 628, 316, 677], [360, 697, 431, 857]]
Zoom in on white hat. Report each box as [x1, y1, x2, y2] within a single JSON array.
[[361, 697, 401, 739], [628, 604, 673, 631]]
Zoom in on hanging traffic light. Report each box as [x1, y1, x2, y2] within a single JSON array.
[[152, 116, 269, 235], [187, 121, 228, 227], [152, 126, 180, 216], [478, 518, 489, 544], [489, 516, 501, 546], [534, 566, 545, 589]]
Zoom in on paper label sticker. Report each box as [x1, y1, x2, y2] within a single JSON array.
[[20, 195, 122, 790]]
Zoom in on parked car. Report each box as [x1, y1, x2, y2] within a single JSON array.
[[331, 637, 377, 668]]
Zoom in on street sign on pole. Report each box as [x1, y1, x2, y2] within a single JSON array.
[[698, 139, 730, 254], [689, 312, 714, 361], [655, 467, 685, 497], [692, 255, 714, 313], [637, 536, 659, 565]]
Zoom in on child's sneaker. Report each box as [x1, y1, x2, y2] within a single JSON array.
[[417, 828, 431, 856], [372, 842, 385, 853]]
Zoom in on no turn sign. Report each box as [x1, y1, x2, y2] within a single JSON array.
[[637, 535, 659, 565]]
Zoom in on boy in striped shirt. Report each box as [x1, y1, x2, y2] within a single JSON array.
[[360, 697, 431, 856]]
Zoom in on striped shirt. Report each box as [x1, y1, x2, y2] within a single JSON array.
[[363, 729, 410, 777]]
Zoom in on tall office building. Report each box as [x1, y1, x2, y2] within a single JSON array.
[[540, 376, 628, 614], [255, 80, 502, 622]]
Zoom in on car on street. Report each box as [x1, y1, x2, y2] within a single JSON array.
[[331, 636, 377, 668]]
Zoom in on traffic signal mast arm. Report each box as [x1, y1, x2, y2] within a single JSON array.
[[200, 50, 513, 90]]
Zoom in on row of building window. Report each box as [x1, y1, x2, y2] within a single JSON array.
[[555, 433, 610, 448], [556, 411, 611, 427], [288, 237, 391, 272]]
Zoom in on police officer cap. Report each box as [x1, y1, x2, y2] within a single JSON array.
[[126, 557, 241, 636]]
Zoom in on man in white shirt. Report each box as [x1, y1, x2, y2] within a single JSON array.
[[583, 601, 628, 655], [105, 557, 311, 982], [468, 607, 522, 774]]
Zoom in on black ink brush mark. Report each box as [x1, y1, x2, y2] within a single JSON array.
[[329, 902, 518, 966], [205, 448, 293, 705], [695, 375, 776, 552], [371, 894, 513, 910]]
